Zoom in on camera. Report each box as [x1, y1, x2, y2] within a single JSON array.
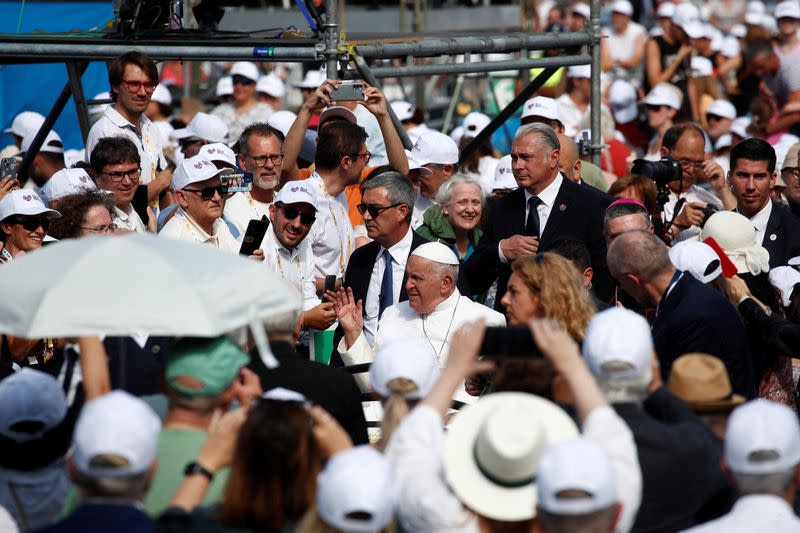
[[699, 204, 719, 228], [631, 156, 682, 186]]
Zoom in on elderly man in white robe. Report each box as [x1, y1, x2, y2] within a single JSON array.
[[330, 241, 505, 400]]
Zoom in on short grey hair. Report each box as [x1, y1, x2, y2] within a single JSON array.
[[237, 122, 284, 155], [515, 123, 561, 154], [74, 456, 152, 499], [361, 171, 416, 215], [734, 469, 797, 495], [538, 505, 618, 533], [596, 369, 653, 404], [433, 262, 459, 286], [434, 174, 486, 207]]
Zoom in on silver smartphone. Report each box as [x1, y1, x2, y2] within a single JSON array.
[[331, 81, 366, 102]]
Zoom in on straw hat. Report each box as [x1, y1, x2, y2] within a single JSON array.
[[667, 353, 745, 412]]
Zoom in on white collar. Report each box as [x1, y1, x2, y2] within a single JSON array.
[[179, 208, 219, 243], [524, 172, 563, 208], [749, 200, 773, 232], [105, 105, 150, 131], [378, 226, 414, 263], [267, 224, 303, 260], [113, 204, 133, 221], [431, 289, 461, 314]]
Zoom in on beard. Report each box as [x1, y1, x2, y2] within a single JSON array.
[[255, 173, 278, 191]]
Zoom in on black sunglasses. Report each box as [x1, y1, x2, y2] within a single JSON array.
[[705, 113, 724, 122], [10, 217, 50, 232], [280, 204, 316, 225], [183, 185, 229, 201], [356, 202, 403, 219], [645, 104, 664, 112], [232, 75, 256, 85]]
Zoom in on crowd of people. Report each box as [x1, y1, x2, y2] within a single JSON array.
[[4, 0, 800, 530]]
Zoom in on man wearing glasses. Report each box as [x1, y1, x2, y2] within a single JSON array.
[[225, 123, 285, 233], [89, 137, 148, 233], [210, 62, 274, 142], [0, 190, 60, 263], [159, 155, 240, 253], [85, 51, 171, 204]]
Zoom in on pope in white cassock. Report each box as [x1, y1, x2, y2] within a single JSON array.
[[331, 241, 505, 401]]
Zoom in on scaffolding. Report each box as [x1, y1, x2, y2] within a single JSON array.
[[2, 0, 604, 177]]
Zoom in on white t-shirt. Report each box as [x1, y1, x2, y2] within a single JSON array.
[[113, 205, 147, 233]]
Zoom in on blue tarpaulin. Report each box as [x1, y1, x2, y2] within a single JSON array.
[[0, 1, 115, 151]]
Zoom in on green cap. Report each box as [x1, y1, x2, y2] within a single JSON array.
[[165, 337, 250, 397]]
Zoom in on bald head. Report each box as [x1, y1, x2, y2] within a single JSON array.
[[558, 134, 581, 183], [607, 230, 672, 282]]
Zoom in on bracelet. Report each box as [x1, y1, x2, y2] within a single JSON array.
[[184, 461, 215, 482]]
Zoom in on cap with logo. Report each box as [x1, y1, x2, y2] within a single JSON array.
[[642, 83, 682, 111], [319, 106, 357, 126], [0, 189, 61, 222], [19, 130, 64, 155], [725, 399, 800, 474], [0, 368, 67, 443], [4, 111, 45, 138], [150, 84, 172, 106], [492, 154, 516, 190], [410, 130, 459, 166], [390, 101, 415, 122], [172, 112, 229, 144], [165, 336, 250, 397], [229, 62, 259, 82], [40, 168, 98, 205], [256, 73, 286, 98], [582, 307, 653, 381], [172, 155, 226, 190], [369, 338, 440, 399], [198, 143, 237, 169], [609, 79, 638, 123], [275, 182, 318, 209], [216, 76, 233, 97], [521, 96, 562, 122]]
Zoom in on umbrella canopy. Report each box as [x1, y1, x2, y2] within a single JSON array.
[[0, 233, 302, 339]]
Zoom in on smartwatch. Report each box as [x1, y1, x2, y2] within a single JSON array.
[[184, 461, 215, 482]]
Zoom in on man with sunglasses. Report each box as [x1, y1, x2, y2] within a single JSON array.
[[85, 51, 170, 204], [210, 62, 273, 142], [704, 100, 736, 143], [171, 112, 229, 160], [0, 190, 60, 263], [159, 155, 241, 254]]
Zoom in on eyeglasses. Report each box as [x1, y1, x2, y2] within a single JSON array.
[[350, 151, 372, 163], [81, 223, 118, 234], [101, 167, 141, 182], [182, 185, 229, 200], [246, 153, 284, 168], [10, 217, 49, 232], [677, 158, 705, 170], [645, 104, 665, 112], [279, 204, 316, 225], [357, 202, 403, 218], [121, 80, 157, 94], [232, 75, 256, 86]]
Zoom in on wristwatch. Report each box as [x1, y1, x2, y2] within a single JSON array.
[[184, 461, 215, 482]]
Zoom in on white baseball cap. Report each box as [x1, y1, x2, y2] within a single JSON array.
[[267, 110, 298, 137], [702, 211, 770, 275], [538, 438, 617, 515], [262, 387, 308, 403], [609, 79, 638, 124], [729, 117, 751, 140], [198, 143, 237, 169], [72, 391, 161, 478], [150, 84, 172, 106], [216, 76, 233, 97], [642, 83, 682, 110], [492, 154, 517, 190], [582, 307, 653, 381], [369, 338, 441, 399], [572, 2, 590, 19], [316, 446, 395, 533], [731, 23, 748, 38], [172, 155, 226, 190], [449, 126, 465, 146], [40, 168, 98, 205], [656, 2, 675, 18], [0, 189, 60, 222], [172, 112, 229, 144], [294, 67, 327, 89], [0, 368, 67, 443], [319, 105, 357, 126], [707, 100, 737, 120], [410, 130, 459, 166], [20, 130, 64, 155], [769, 266, 800, 308], [404, 149, 433, 177], [566, 65, 591, 79], [715, 133, 733, 151], [672, 2, 700, 33], [229, 61, 259, 82], [669, 241, 723, 284], [275, 181, 318, 209], [256, 73, 285, 98], [521, 96, 562, 122], [611, 0, 633, 16], [691, 56, 714, 77], [4, 111, 45, 137], [463, 111, 492, 137], [391, 101, 415, 122], [745, 0, 765, 25], [776, 0, 800, 20], [725, 399, 800, 474]]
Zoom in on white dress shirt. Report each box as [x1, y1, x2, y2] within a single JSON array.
[[303, 172, 356, 279], [159, 208, 240, 253], [113, 205, 146, 233], [223, 191, 271, 234], [681, 494, 800, 533], [411, 193, 434, 230], [363, 227, 414, 346], [86, 106, 166, 186], [260, 225, 319, 311], [499, 172, 563, 263], [749, 200, 773, 247]]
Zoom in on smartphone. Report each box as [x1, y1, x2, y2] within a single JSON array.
[[131, 185, 149, 226], [479, 326, 542, 358], [220, 172, 254, 193], [331, 80, 366, 102], [1, 157, 18, 179], [239, 216, 270, 256], [324, 275, 337, 293]]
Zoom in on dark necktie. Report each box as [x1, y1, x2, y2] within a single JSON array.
[[379, 249, 393, 319], [526, 196, 542, 238]]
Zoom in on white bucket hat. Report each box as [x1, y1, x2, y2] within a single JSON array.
[[701, 211, 770, 275]]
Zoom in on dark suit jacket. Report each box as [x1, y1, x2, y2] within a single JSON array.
[[37, 504, 153, 533], [614, 396, 733, 532], [104, 336, 170, 396], [330, 229, 429, 367], [652, 273, 757, 398], [248, 342, 369, 445], [761, 200, 800, 268], [463, 175, 613, 309]]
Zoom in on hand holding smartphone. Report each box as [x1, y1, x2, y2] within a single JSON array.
[[239, 216, 270, 256]]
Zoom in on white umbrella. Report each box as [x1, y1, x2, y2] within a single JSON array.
[[0, 233, 301, 345]]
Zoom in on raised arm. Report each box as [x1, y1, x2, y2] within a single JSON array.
[[361, 84, 409, 176]]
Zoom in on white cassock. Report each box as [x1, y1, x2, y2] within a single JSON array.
[[337, 288, 506, 406]]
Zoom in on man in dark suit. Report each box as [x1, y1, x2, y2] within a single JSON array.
[[463, 122, 613, 309], [729, 138, 800, 268], [329, 171, 428, 366], [607, 230, 757, 398]]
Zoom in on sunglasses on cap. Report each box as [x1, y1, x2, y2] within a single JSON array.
[[232, 75, 256, 86], [182, 185, 229, 201], [278, 203, 316, 225], [9, 216, 49, 232]]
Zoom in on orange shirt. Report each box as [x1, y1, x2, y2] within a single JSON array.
[[296, 166, 375, 228]]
